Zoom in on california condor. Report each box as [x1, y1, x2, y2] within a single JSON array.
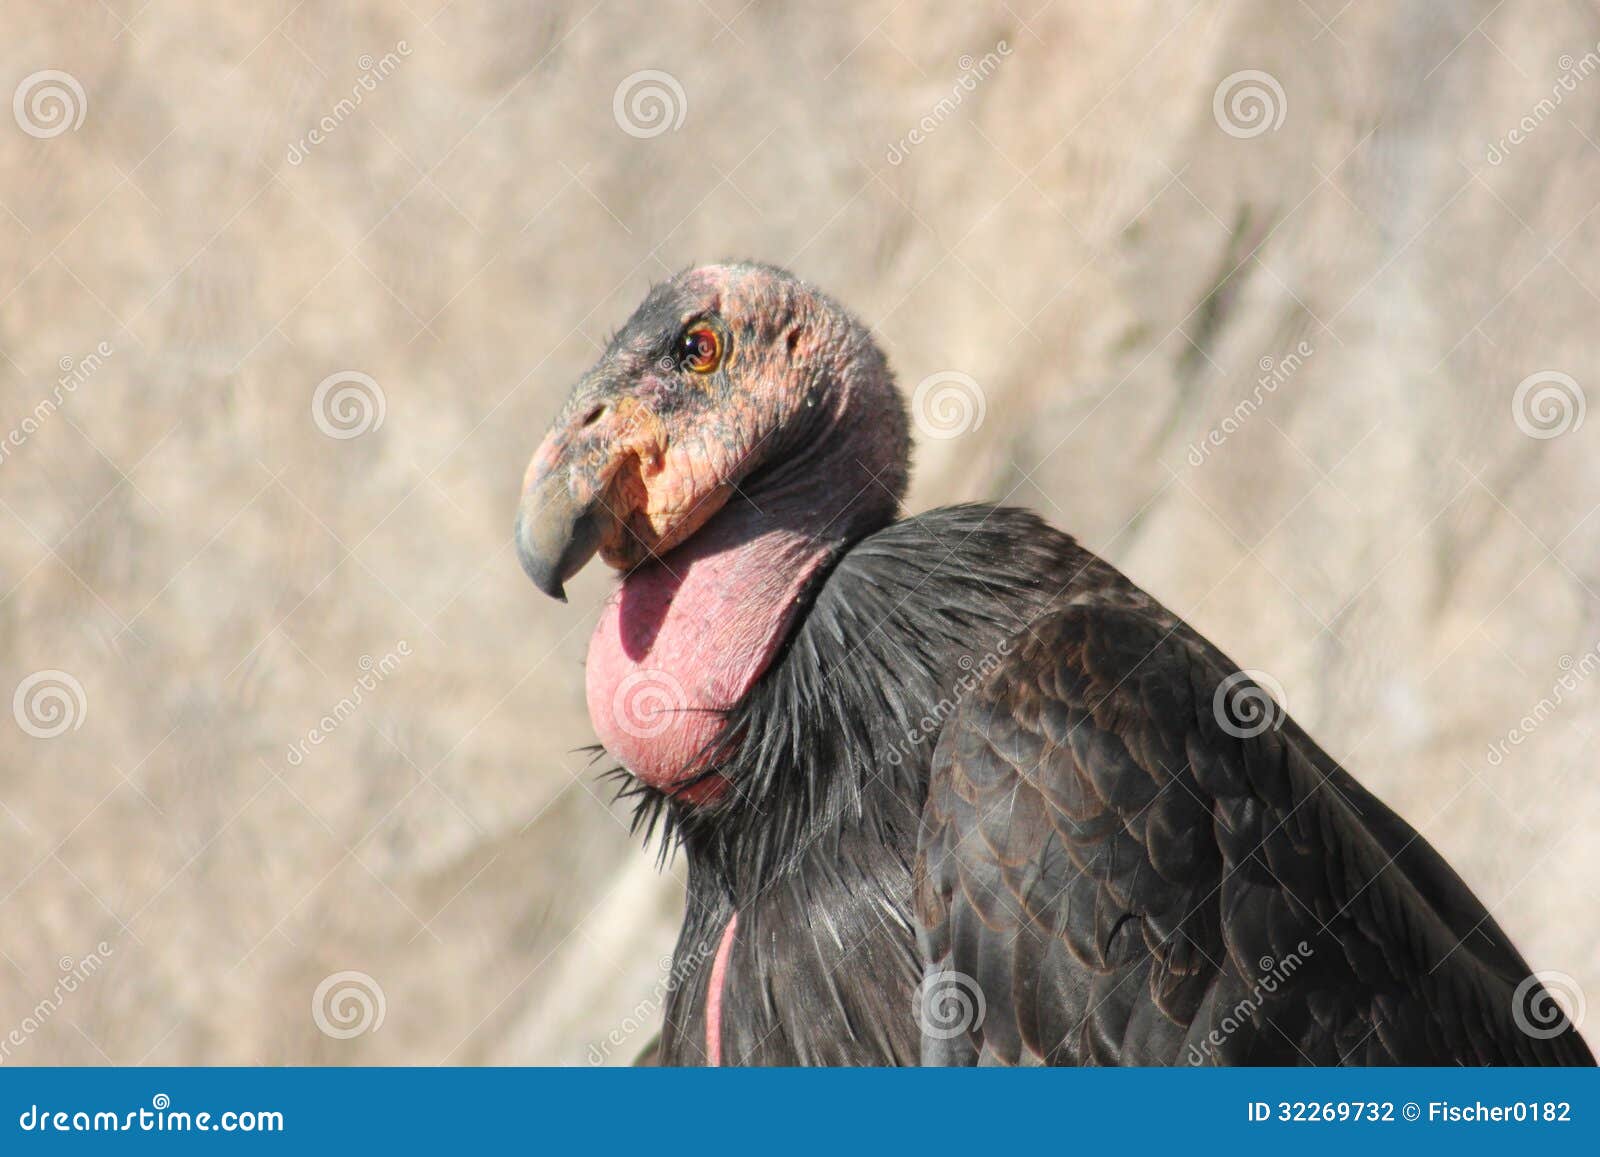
[[514, 263, 1593, 1067]]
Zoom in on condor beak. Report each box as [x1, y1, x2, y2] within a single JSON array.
[[515, 449, 605, 603]]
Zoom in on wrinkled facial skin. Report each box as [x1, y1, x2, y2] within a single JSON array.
[[517, 263, 910, 795], [517, 266, 817, 595]]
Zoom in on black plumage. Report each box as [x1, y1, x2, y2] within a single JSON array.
[[639, 504, 1592, 1066], [515, 263, 1591, 1067]]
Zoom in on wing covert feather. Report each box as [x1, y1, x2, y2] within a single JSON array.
[[915, 604, 1593, 1066]]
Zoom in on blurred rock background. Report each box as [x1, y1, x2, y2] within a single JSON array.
[[1, 0, 1597, 1064]]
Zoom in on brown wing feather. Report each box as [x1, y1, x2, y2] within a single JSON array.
[[916, 603, 1594, 1066]]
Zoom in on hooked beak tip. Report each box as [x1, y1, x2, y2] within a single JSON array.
[[515, 475, 603, 603]]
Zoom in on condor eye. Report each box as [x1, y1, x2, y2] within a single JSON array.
[[677, 322, 723, 374]]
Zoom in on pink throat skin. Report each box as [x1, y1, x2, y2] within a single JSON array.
[[584, 506, 835, 803]]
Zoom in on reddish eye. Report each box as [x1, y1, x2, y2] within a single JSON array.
[[678, 323, 723, 374]]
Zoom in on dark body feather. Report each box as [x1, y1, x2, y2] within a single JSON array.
[[643, 504, 1592, 1066]]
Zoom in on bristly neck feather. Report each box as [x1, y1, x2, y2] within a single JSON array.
[[614, 503, 1093, 906]]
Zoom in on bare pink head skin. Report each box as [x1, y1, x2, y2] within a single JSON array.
[[515, 264, 909, 803]]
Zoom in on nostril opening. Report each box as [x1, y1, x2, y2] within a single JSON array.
[[581, 404, 607, 427]]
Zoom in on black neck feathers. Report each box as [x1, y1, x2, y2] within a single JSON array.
[[613, 504, 1099, 905]]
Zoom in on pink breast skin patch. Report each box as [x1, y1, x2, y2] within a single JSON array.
[[705, 913, 739, 1067]]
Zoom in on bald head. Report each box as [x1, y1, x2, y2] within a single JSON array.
[[516, 263, 909, 598]]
